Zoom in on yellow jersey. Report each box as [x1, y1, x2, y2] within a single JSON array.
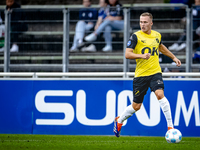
[[127, 30, 162, 77]]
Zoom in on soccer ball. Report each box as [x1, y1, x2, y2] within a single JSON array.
[[165, 128, 182, 143]]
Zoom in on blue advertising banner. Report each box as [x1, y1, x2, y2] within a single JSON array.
[[0, 80, 33, 134], [0, 79, 199, 136]]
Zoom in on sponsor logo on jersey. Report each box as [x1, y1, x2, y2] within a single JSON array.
[[127, 40, 132, 46], [141, 47, 158, 56]]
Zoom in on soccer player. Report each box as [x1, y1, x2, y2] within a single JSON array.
[[113, 12, 181, 137]]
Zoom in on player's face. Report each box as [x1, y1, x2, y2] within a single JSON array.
[[83, 0, 91, 7], [140, 16, 153, 34]]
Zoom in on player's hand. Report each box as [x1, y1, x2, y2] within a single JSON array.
[[143, 53, 151, 59], [173, 57, 181, 67]]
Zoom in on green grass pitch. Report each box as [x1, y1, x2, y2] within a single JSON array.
[[0, 134, 200, 150]]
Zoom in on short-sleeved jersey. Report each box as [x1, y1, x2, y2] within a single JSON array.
[[127, 30, 162, 77]]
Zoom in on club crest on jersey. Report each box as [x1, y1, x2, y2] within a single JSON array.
[[127, 40, 132, 46]]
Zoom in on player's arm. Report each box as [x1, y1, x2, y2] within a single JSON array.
[[125, 34, 150, 60], [159, 44, 181, 67], [125, 48, 151, 60]]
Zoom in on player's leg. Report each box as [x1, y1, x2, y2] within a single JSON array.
[[114, 76, 149, 137], [118, 102, 141, 124], [113, 102, 141, 137], [150, 73, 174, 130], [155, 89, 174, 130]]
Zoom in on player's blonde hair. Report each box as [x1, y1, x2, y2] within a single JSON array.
[[140, 12, 153, 20]]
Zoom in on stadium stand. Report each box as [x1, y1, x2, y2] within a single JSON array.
[[0, 1, 197, 72], [0, 0, 164, 5]]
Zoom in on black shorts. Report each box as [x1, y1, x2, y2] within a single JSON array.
[[133, 73, 164, 103]]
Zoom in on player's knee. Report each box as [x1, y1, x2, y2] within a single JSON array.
[[155, 92, 164, 100], [132, 103, 141, 111]]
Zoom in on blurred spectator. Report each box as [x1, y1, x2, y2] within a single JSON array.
[[81, 0, 109, 52], [168, 0, 200, 51], [170, 0, 195, 8], [84, 0, 124, 52], [170, 62, 184, 78], [6, 0, 20, 52], [2, 0, 28, 52], [0, 15, 5, 52], [193, 42, 200, 63], [70, 0, 98, 52], [162, 62, 184, 78]]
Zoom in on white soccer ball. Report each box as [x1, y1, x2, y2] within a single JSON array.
[[165, 128, 182, 143]]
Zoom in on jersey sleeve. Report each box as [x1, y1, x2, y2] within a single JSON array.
[[126, 34, 137, 49], [159, 33, 162, 45]]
